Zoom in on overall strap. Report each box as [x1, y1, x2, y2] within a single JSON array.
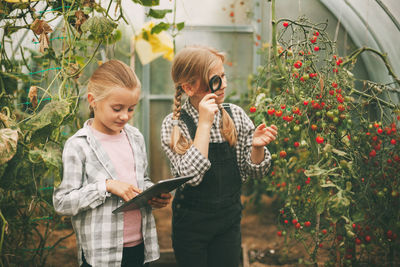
[[221, 103, 234, 119], [180, 109, 197, 140]]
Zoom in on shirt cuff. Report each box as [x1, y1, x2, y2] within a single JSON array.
[[246, 146, 271, 170], [188, 145, 211, 173], [98, 180, 112, 199], [183, 146, 211, 186]]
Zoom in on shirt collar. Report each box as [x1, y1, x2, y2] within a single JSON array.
[[182, 100, 199, 121]]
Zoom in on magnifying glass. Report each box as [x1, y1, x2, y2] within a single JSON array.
[[209, 75, 222, 93]]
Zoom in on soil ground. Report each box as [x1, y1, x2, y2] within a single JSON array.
[[45, 195, 318, 267]]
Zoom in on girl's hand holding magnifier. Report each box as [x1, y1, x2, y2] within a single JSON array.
[[198, 94, 219, 126]]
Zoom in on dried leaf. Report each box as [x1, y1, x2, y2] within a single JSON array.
[[319, 76, 324, 95], [28, 86, 38, 108], [83, 0, 96, 7], [74, 10, 88, 33], [0, 128, 18, 165], [39, 33, 50, 53], [31, 19, 53, 53], [30, 19, 52, 35]]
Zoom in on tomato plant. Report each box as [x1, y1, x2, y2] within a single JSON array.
[[0, 1, 180, 266], [248, 1, 400, 265]]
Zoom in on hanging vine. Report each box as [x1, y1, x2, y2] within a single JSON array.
[[0, 0, 183, 266]]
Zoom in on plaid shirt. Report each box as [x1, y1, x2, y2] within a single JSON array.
[[161, 101, 272, 186], [53, 119, 159, 267]]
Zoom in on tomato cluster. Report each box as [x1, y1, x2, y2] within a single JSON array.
[[248, 19, 400, 265]]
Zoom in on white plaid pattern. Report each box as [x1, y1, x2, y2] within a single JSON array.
[[161, 101, 272, 186], [53, 119, 159, 266]]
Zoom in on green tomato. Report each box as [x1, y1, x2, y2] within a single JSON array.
[[333, 117, 339, 124], [333, 109, 339, 116], [293, 125, 300, 132]]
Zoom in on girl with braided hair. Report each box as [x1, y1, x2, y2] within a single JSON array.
[[160, 45, 278, 267]]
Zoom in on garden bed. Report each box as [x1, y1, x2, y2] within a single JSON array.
[[46, 195, 319, 267]]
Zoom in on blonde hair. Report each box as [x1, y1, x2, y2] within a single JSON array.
[[170, 46, 237, 154], [88, 60, 141, 117]]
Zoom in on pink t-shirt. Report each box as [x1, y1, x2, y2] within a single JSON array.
[[91, 126, 143, 247]]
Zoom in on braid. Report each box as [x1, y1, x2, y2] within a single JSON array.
[[172, 86, 184, 120], [219, 104, 237, 147], [170, 87, 192, 154]]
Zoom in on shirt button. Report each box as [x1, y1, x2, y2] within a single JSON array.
[[176, 204, 181, 208]]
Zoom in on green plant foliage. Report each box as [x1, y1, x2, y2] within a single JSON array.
[[248, 2, 400, 265], [0, 1, 178, 266], [131, 0, 160, 6], [148, 8, 172, 19], [81, 16, 118, 40]]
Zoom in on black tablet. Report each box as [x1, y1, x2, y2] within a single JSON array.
[[112, 175, 193, 213]]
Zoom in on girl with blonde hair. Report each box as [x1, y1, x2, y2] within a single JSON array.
[[161, 46, 278, 267], [53, 60, 171, 267]]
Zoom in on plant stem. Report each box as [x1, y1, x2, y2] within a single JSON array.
[[343, 47, 400, 87], [270, 0, 286, 77], [67, 41, 102, 79], [350, 88, 396, 108], [0, 210, 8, 258]]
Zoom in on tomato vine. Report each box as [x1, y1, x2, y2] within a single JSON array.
[[248, 0, 400, 265]]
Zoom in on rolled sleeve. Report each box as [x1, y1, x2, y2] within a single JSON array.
[[53, 139, 110, 216], [243, 146, 272, 180], [231, 104, 273, 182], [176, 145, 211, 186], [160, 114, 211, 186]]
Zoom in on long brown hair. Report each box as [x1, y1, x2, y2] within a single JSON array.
[[170, 46, 237, 154], [87, 60, 141, 117]]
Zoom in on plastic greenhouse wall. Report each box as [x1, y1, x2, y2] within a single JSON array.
[[126, 0, 399, 181]]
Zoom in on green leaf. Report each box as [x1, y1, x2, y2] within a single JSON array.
[[142, 30, 149, 41], [315, 192, 329, 215], [176, 22, 185, 31], [131, 0, 160, 6], [345, 181, 352, 191], [352, 211, 364, 222], [28, 142, 63, 187], [81, 16, 117, 38], [345, 223, 355, 238], [148, 9, 172, 19], [151, 22, 170, 34], [332, 148, 347, 157], [24, 101, 70, 135]]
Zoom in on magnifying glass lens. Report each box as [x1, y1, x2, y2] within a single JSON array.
[[209, 75, 222, 93]]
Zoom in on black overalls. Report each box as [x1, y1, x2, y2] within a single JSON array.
[[172, 105, 243, 267]]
